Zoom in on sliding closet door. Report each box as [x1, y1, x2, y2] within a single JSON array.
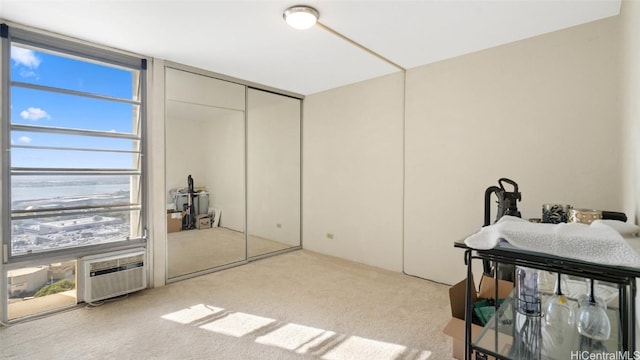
[[165, 68, 246, 279], [247, 89, 301, 258]]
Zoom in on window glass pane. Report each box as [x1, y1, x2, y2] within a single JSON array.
[[11, 148, 139, 169], [12, 210, 139, 255], [7, 260, 77, 320], [10, 87, 138, 134], [11, 175, 138, 210], [6, 37, 145, 260], [11, 131, 139, 152], [11, 44, 137, 100]]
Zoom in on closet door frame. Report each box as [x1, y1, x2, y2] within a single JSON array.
[[161, 62, 303, 285]]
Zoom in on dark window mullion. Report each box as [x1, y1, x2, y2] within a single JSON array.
[[10, 31, 143, 71]]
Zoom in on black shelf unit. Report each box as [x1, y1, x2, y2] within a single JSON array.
[[455, 240, 640, 359]]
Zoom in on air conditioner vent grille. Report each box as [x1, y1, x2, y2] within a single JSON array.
[[89, 254, 144, 276], [84, 249, 146, 303]]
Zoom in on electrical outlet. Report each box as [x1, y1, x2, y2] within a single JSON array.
[[326, 233, 334, 239], [276, 223, 282, 228]]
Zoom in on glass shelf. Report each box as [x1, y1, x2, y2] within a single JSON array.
[[473, 290, 622, 359]]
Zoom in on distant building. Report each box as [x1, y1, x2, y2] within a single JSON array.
[[7, 267, 48, 297], [49, 261, 76, 281], [39, 215, 122, 235], [35, 232, 67, 246]]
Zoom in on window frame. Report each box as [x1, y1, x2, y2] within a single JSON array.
[[1, 24, 148, 265]]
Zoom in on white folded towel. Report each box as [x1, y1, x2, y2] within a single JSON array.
[[464, 216, 640, 267]]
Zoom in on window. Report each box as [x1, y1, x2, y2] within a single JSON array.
[[1, 25, 147, 261], [6, 260, 77, 320]]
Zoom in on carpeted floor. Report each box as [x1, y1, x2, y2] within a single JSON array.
[[0, 250, 453, 360]]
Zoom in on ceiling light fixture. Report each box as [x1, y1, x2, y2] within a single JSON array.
[[282, 4, 405, 71], [283, 5, 319, 30]]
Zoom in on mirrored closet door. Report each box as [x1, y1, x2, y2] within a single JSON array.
[[247, 89, 301, 258], [165, 68, 246, 279]]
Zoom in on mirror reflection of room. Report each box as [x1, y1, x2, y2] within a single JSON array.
[[247, 89, 301, 258], [165, 86, 246, 278]]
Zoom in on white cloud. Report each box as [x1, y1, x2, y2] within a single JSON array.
[[11, 47, 41, 69], [19, 69, 39, 79], [20, 107, 51, 121], [18, 136, 32, 144]]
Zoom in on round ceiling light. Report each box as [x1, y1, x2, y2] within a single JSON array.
[[283, 5, 319, 30]]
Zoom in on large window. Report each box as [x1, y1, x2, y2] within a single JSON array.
[[2, 26, 146, 260]]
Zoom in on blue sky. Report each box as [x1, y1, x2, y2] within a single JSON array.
[[10, 45, 139, 169]]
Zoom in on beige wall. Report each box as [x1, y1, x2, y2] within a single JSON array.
[[202, 109, 245, 232], [165, 101, 210, 196], [404, 16, 621, 284], [304, 17, 621, 283], [620, 0, 640, 345], [149, 59, 166, 287], [247, 89, 301, 246], [303, 73, 405, 272], [165, 68, 246, 232], [621, 0, 640, 224], [165, 102, 246, 232]]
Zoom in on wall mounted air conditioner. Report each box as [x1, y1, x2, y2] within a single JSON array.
[[83, 249, 146, 303]]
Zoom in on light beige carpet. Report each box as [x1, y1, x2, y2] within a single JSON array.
[[168, 227, 293, 278], [0, 250, 453, 360]]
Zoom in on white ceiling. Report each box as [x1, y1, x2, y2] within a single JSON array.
[[0, 0, 621, 95]]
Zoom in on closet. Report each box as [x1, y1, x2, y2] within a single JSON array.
[[164, 66, 301, 280]]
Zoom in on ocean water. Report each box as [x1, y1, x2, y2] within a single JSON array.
[[11, 175, 131, 202]]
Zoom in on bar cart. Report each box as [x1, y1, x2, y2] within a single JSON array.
[[455, 240, 640, 359]]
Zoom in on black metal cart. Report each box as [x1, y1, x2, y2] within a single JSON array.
[[455, 240, 640, 359]]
